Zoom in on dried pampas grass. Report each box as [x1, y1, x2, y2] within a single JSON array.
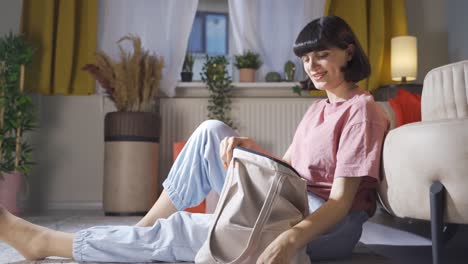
[[83, 34, 164, 112]]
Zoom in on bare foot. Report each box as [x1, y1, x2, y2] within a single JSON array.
[[0, 206, 48, 260]]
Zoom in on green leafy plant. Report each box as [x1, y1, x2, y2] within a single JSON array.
[[200, 55, 234, 128], [182, 52, 195, 73], [292, 84, 302, 96], [233, 50, 262, 69], [0, 32, 36, 179], [83, 34, 165, 112], [265, 71, 282, 82]]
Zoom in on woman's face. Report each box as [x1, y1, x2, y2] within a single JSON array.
[[301, 45, 353, 90]]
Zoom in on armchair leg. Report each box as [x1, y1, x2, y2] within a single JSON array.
[[430, 181, 445, 264]]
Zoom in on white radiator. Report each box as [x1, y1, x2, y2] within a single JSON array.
[[158, 97, 316, 194]]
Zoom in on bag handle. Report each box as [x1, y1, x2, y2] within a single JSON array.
[[206, 156, 285, 263], [229, 174, 284, 262]]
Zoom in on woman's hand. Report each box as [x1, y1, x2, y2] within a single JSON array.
[[219, 136, 257, 169], [256, 231, 298, 264]]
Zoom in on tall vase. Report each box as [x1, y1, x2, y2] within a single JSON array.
[[103, 111, 160, 216], [0, 171, 23, 215]]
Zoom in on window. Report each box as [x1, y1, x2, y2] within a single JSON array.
[[188, 12, 228, 55]]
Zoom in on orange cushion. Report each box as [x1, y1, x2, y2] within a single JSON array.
[[173, 141, 188, 161], [173, 141, 206, 213], [389, 89, 422, 127]]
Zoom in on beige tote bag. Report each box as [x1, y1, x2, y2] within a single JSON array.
[[195, 147, 311, 264]]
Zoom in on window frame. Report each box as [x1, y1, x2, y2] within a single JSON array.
[[188, 11, 229, 55]]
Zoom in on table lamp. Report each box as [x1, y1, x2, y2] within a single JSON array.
[[391, 36, 417, 83]]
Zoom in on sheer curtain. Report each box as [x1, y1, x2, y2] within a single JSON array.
[[228, 0, 325, 81], [98, 0, 199, 97]]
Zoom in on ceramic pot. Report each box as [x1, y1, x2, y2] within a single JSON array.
[[239, 68, 256, 82], [0, 171, 22, 215]]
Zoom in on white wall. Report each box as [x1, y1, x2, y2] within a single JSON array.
[[0, 0, 21, 35], [26, 95, 109, 211], [198, 0, 227, 12], [406, 0, 449, 83], [447, 0, 468, 62]]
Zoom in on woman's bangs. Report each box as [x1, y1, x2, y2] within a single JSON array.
[[293, 36, 332, 57]]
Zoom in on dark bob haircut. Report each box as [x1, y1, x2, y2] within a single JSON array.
[[293, 16, 370, 84]]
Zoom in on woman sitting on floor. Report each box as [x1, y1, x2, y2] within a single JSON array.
[[0, 16, 389, 263]]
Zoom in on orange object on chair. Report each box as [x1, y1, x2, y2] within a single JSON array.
[[173, 141, 206, 213], [388, 89, 422, 127]]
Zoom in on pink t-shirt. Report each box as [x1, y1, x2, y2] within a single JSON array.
[[290, 90, 389, 216]]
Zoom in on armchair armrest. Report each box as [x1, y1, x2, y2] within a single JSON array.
[[378, 118, 468, 224]]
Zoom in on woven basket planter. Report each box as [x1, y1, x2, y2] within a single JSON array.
[[103, 111, 160, 216]]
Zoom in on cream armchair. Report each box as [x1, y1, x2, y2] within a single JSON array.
[[377, 60, 468, 264]]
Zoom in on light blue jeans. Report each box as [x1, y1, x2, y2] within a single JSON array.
[[73, 120, 368, 262]]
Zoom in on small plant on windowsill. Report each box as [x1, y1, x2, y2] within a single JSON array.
[[234, 50, 262, 82], [200, 55, 235, 128], [284, 60, 296, 82], [181, 52, 195, 82]]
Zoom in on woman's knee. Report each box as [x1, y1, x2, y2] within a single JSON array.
[[307, 212, 367, 260], [307, 227, 362, 260], [198, 120, 236, 137]]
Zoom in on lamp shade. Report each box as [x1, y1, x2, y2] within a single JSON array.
[[391, 36, 417, 82]]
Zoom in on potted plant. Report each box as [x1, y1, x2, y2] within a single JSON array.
[[83, 34, 165, 215], [0, 33, 35, 215], [234, 50, 262, 82], [284, 60, 296, 81], [181, 52, 194, 82], [201, 55, 234, 128]]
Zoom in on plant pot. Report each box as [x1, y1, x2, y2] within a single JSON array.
[[103, 111, 160, 216], [0, 171, 23, 215], [181, 72, 193, 82], [239, 68, 256, 82]]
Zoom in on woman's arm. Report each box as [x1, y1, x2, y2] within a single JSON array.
[[281, 144, 292, 165], [257, 176, 362, 263]]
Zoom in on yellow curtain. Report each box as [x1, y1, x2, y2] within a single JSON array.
[[20, 0, 97, 95], [324, 0, 408, 91]]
